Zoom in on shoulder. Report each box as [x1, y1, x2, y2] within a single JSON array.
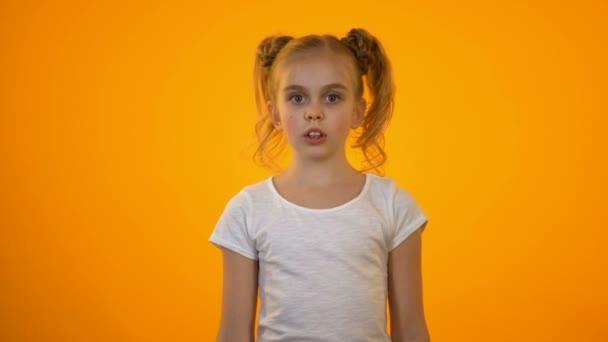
[[223, 177, 273, 211], [366, 173, 412, 202], [365, 173, 425, 217], [214, 178, 273, 233], [366, 173, 398, 190], [240, 177, 274, 204]]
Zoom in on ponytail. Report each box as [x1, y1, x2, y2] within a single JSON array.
[[253, 35, 293, 170], [341, 28, 396, 173]]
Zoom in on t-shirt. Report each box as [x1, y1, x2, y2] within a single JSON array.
[[209, 173, 429, 342]]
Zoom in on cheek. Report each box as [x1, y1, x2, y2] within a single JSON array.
[[284, 113, 301, 132]]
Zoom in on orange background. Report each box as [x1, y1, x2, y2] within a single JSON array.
[[1, 0, 607, 341]]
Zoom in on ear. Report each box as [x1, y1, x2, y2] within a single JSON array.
[[351, 98, 366, 129], [268, 101, 282, 131]]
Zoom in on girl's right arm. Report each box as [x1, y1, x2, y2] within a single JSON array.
[[216, 246, 259, 342]]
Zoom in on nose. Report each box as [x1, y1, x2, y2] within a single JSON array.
[[305, 106, 324, 121]]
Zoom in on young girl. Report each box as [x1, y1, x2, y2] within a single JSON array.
[[209, 28, 430, 342]]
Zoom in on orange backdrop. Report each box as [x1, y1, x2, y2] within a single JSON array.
[[1, 0, 606, 341]]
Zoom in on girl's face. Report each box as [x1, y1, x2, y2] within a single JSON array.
[[268, 50, 366, 163]]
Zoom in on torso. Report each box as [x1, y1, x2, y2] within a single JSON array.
[[253, 173, 394, 341]]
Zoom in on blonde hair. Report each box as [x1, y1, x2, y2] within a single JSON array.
[[252, 28, 395, 173]]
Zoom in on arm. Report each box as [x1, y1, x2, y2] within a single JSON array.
[[387, 223, 431, 342], [216, 246, 259, 342]]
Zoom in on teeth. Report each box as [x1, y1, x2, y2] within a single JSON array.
[[308, 132, 321, 137]]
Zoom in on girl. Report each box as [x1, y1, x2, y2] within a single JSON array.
[[209, 28, 430, 342]]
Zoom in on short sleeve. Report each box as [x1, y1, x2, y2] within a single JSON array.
[[209, 191, 258, 260], [389, 187, 429, 251]]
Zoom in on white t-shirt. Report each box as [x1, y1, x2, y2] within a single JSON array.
[[209, 173, 429, 342]]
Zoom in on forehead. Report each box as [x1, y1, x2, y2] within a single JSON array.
[[275, 51, 359, 91]]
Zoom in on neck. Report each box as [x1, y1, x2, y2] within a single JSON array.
[[281, 153, 361, 186]]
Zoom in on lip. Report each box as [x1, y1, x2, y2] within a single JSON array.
[[303, 128, 326, 137], [303, 128, 327, 145]]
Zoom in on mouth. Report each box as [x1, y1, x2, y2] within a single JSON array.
[[303, 128, 327, 144], [304, 128, 326, 138]]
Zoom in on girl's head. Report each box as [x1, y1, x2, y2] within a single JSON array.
[[253, 28, 395, 173]]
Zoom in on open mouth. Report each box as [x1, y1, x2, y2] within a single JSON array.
[[304, 128, 326, 144], [304, 128, 326, 137]]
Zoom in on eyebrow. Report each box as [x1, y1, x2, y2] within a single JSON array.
[[282, 83, 349, 93]]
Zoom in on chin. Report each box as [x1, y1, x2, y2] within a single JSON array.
[[299, 150, 339, 162]]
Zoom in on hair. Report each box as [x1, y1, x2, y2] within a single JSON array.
[[252, 28, 395, 173]]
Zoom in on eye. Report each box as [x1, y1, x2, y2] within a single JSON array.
[[326, 94, 340, 103], [290, 94, 305, 103]]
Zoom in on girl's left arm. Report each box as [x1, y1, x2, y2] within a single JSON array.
[[387, 223, 431, 342]]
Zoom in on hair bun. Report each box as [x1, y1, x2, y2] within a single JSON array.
[[341, 28, 375, 74], [256, 35, 293, 67]]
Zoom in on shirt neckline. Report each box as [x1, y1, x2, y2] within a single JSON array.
[[267, 173, 371, 212]]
